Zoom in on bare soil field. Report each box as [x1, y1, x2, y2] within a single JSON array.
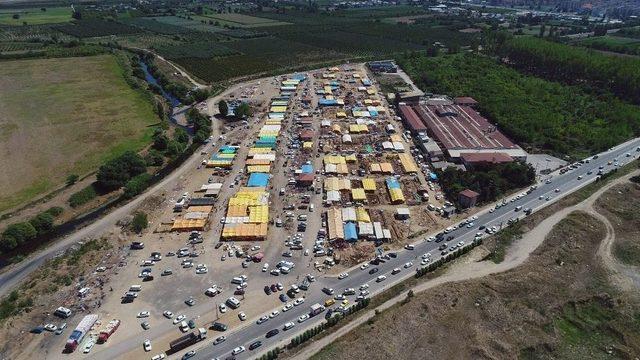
[[594, 182, 640, 267], [311, 210, 640, 359], [0, 54, 157, 213]]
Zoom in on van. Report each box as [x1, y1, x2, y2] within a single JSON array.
[[226, 297, 241, 309], [180, 321, 188, 332], [231, 277, 243, 285], [129, 285, 142, 292], [54, 307, 72, 319]]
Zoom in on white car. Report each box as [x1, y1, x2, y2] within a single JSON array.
[[269, 310, 280, 318], [143, 339, 152, 352], [298, 314, 310, 323], [376, 275, 387, 282], [256, 316, 269, 324], [359, 284, 369, 291], [44, 324, 57, 332], [338, 273, 349, 279], [238, 312, 247, 321], [293, 298, 305, 306], [282, 303, 293, 312], [195, 267, 208, 274], [421, 258, 429, 265], [163, 311, 173, 319], [137, 311, 150, 318], [219, 304, 227, 313], [173, 314, 186, 324], [232, 346, 245, 355], [283, 322, 295, 330], [404, 262, 413, 268], [359, 263, 370, 270], [151, 354, 166, 360], [262, 263, 269, 272]]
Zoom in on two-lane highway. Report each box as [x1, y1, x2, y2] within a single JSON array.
[[186, 138, 640, 360]]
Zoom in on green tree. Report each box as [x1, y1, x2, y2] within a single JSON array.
[[218, 100, 228, 116], [1, 222, 37, 251], [173, 128, 189, 145], [131, 212, 148, 234], [96, 151, 146, 191], [29, 212, 54, 235], [123, 173, 152, 199]]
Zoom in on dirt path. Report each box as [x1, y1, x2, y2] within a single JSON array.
[[291, 170, 640, 360]]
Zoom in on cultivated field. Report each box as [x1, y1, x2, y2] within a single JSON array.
[[0, 7, 71, 25], [0, 55, 157, 212]]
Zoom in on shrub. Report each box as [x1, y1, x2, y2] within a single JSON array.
[[131, 212, 148, 234], [69, 185, 97, 208], [1, 222, 37, 252], [123, 173, 152, 199], [29, 212, 54, 235], [66, 174, 79, 186]]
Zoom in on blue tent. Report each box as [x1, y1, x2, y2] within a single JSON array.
[[386, 177, 401, 189], [248, 173, 270, 187], [301, 164, 313, 174], [219, 146, 237, 154], [429, 173, 438, 181], [344, 222, 358, 241], [291, 74, 306, 81], [319, 99, 338, 106]]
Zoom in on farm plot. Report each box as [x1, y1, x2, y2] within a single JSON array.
[[154, 41, 239, 58], [0, 7, 72, 26], [0, 55, 157, 212], [199, 13, 290, 28], [146, 16, 225, 33], [121, 17, 192, 35], [57, 19, 141, 38], [0, 24, 72, 42]]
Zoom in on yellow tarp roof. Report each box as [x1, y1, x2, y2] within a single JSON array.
[[327, 207, 344, 240], [370, 163, 381, 173], [247, 165, 271, 173], [172, 219, 206, 231], [345, 154, 357, 162], [303, 142, 313, 148], [187, 205, 213, 213], [390, 135, 402, 142], [270, 106, 287, 113], [227, 205, 248, 217], [324, 177, 351, 191], [362, 178, 377, 191], [324, 155, 346, 165], [399, 153, 419, 173], [221, 223, 268, 238], [246, 158, 272, 166], [389, 188, 405, 203], [332, 124, 342, 133], [351, 188, 366, 200], [206, 160, 233, 168], [248, 147, 273, 155], [248, 205, 269, 223], [349, 124, 369, 133], [356, 207, 371, 222], [336, 111, 347, 118], [380, 163, 394, 174], [336, 163, 348, 174]]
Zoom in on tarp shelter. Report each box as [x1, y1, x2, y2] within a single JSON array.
[[389, 188, 405, 203], [386, 177, 401, 189], [221, 223, 268, 240], [374, 222, 384, 240], [356, 207, 371, 222], [319, 99, 338, 106], [342, 207, 357, 222], [303, 142, 313, 150], [326, 190, 340, 203], [345, 154, 357, 163], [392, 142, 405, 152], [382, 141, 393, 150], [399, 154, 419, 173], [327, 208, 344, 240], [248, 173, 270, 187], [351, 188, 366, 201], [336, 111, 347, 118], [247, 165, 271, 173], [358, 222, 374, 237], [342, 134, 352, 143], [246, 158, 272, 166], [219, 146, 238, 154], [362, 178, 377, 191], [380, 163, 394, 174], [172, 219, 206, 231], [429, 173, 438, 181], [324, 177, 351, 191], [301, 164, 313, 174], [344, 222, 358, 241], [324, 155, 346, 165]]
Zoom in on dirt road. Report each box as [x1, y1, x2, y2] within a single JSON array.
[[291, 170, 640, 360]]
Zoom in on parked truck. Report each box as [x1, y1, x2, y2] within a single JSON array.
[[168, 328, 207, 354], [97, 319, 120, 343], [65, 314, 99, 352], [309, 303, 325, 317]]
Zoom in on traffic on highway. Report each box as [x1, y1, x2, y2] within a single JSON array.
[[185, 141, 640, 360]]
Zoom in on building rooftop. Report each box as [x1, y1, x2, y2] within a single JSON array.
[[459, 189, 480, 198], [461, 152, 513, 164]]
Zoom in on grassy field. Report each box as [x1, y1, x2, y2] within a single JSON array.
[[0, 7, 72, 25], [0, 55, 157, 212], [311, 211, 640, 359]]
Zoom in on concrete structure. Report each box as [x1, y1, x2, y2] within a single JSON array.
[[461, 152, 514, 169]]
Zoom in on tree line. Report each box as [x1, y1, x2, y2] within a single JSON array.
[[398, 52, 640, 158], [1, 207, 63, 253], [497, 36, 640, 105], [437, 162, 536, 207]]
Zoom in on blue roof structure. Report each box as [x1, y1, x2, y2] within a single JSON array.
[[362, 79, 372, 86], [319, 99, 338, 106], [429, 173, 438, 181], [248, 173, 270, 187], [386, 177, 401, 189], [344, 222, 358, 241], [301, 164, 313, 174], [219, 146, 238, 154]]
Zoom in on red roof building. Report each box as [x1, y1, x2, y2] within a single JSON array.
[[458, 189, 480, 208], [461, 152, 514, 169], [299, 129, 315, 141], [398, 104, 427, 133], [296, 174, 314, 187], [454, 97, 479, 107]]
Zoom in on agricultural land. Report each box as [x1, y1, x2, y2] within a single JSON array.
[[0, 54, 157, 212]]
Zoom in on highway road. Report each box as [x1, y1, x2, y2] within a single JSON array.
[[185, 138, 640, 360]]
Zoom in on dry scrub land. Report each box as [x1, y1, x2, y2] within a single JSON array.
[[0, 54, 157, 212], [312, 196, 640, 359]]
